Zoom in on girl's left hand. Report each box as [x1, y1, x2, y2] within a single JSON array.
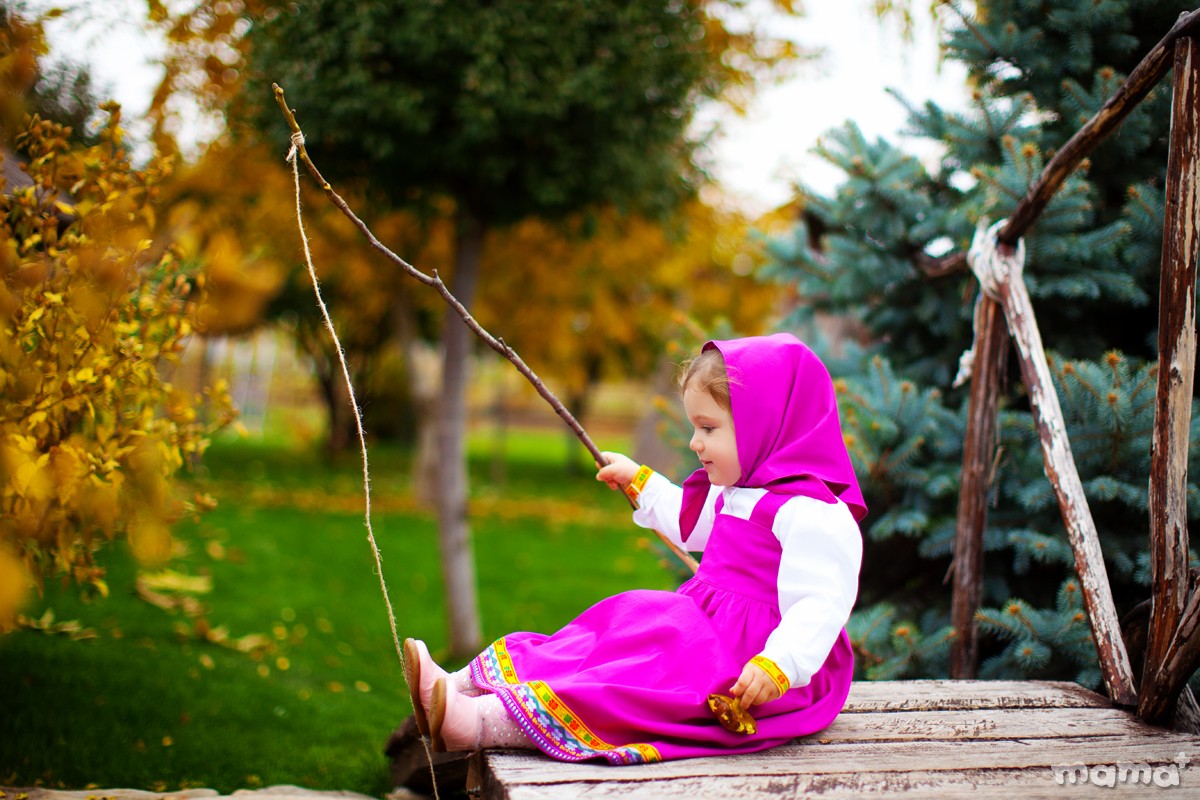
[[730, 661, 781, 707]]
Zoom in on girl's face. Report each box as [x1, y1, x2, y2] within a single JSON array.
[[684, 385, 740, 487]]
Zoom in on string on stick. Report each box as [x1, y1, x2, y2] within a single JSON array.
[[271, 83, 699, 574], [285, 129, 442, 799]]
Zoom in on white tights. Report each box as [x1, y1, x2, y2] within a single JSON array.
[[448, 667, 534, 750], [450, 666, 483, 695]]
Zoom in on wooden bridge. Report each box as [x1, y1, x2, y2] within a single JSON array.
[[464, 681, 1200, 798], [372, 9, 1200, 800]]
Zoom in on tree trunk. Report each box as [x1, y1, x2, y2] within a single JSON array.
[[634, 357, 685, 477], [436, 210, 485, 659], [949, 297, 1008, 679], [329, 362, 354, 454], [564, 354, 603, 475], [491, 365, 508, 487], [296, 322, 354, 455], [313, 360, 347, 454], [394, 291, 440, 507]]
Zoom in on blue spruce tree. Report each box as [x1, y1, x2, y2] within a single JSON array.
[[764, 0, 1200, 687]]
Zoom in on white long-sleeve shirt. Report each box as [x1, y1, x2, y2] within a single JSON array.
[[632, 472, 862, 689]]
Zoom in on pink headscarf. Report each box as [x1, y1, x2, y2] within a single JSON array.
[[679, 333, 867, 540]]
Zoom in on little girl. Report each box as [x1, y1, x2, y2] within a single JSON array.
[[404, 332, 866, 763]]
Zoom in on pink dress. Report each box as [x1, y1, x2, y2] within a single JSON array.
[[469, 490, 854, 764]]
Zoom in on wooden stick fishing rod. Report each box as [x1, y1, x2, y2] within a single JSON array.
[[272, 84, 700, 574]]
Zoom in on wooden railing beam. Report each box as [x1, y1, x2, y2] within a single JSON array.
[[914, 13, 1200, 278], [1140, 35, 1200, 726], [969, 224, 1139, 707], [999, 9, 1200, 246], [944, 13, 1200, 685], [949, 298, 1008, 678]]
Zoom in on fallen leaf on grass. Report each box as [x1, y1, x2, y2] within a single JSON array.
[[200, 623, 273, 655], [17, 609, 97, 640], [135, 571, 209, 617], [139, 568, 212, 593]]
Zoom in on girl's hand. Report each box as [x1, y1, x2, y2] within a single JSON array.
[[595, 451, 640, 491], [730, 661, 782, 707]]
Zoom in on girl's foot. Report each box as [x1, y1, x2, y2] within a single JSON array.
[[402, 638, 446, 736], [429, 677, 480, 752]]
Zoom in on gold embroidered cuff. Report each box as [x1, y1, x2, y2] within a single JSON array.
[[623, 465, 654, 505], [750, 655, 790, 696]]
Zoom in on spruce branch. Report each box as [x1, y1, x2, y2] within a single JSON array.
[[998, 8, 1200, 245], [272, 83, 700, 575], [917, 9, 1200, 273]]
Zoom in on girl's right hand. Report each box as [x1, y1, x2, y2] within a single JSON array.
[[595, 451, 640, 491]]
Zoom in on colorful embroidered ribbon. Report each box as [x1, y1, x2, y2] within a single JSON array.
[[475, 638, 662, 764], [750, 655, 791, 696], [623, 465, 654, 506]]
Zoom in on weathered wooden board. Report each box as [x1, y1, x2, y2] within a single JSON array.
[[473, 681, 1200, 799], [477, 766, 1197, 800], [480, 734, 1200, 783], [841, 679, 1109, 711], [818, 707, 1155, 742]]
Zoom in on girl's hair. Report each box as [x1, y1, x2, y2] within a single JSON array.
[[679, 348, 731, 411]]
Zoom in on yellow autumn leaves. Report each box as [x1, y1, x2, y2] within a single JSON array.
[[1, 107, 234, 631]]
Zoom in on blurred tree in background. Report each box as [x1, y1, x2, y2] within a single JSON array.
[[0, 8, 235, 631], [763, 0, 1196, 686], [206, 0, 807, 657], [478, 200, 779, 474]]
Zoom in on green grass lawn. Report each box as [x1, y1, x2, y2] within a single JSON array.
[[0, 429, 681, 795]]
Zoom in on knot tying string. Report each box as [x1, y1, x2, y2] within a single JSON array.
[[286, 131, 305, 163], [953, 219, 1026, 388], [968, 218, 1025, 300]]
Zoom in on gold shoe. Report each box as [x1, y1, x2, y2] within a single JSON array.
[[429, 677, 449, 752], [403, 638, 429, 737]]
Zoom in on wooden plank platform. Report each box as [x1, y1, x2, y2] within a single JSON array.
[[468, 680, 1200, 798]]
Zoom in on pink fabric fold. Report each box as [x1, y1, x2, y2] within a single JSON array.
[[679, 467, 712, 543]]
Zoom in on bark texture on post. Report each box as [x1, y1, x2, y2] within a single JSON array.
[[949, 297, 1009, 679], [437, 211, 485, 659], [969, 222, 1138, 707], [1140, 36, 1200, 726]]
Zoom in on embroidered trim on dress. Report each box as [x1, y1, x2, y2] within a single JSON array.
[[473, 638, 662, 765], [474, 637, 520, 685]]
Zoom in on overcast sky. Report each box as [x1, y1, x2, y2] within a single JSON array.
[[711, 3, 969, 211], [33, 0, 969, 215]]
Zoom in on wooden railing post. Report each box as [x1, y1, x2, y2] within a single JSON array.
[[949, 298, 1009, 678], [969, 222, 1139, 707], [1140, 35, 1200, 726], [941, 8, 1200, 686]]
